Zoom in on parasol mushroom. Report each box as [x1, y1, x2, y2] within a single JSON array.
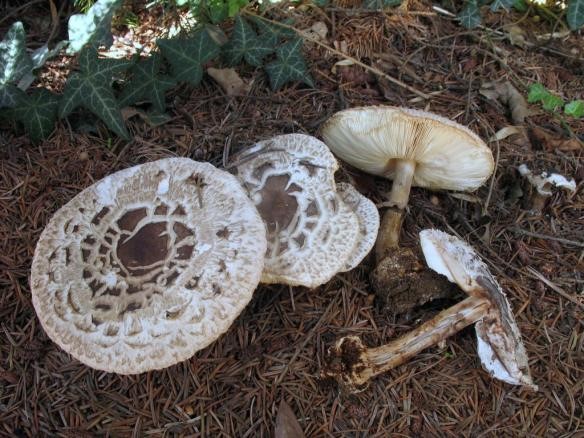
[[232, 134, 379, 288], [321, 106, 495, 314], [321, 105, 494, 257], [322, 229, 537, 393], [31, 158, 267, 374]]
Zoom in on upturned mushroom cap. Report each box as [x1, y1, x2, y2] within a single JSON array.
[[336, 182, 380, 272], [233, 134, 362, 287], [321, 106, 495, 192], [31, 158, 267, 374], [419, 229, 537, 390]]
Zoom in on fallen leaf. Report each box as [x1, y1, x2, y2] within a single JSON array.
[[480, 81, 529, 124], [505, 25, 527, 47], [207, 67, 250, 96], [489, 125, 524, 142], [308, 21, 328, 40], [527, 126, 583, 151], [275, 400, 304, 438]]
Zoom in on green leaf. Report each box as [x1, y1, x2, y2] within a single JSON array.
[[118, 54, 176, 112], [458, 0, 482, 29], [228, 0, 247, 17], [363, 0, 401, 10], [251, 17, 297, 47], [512, 0, 528, 12], [59, 46, 131, 139], [527, 83, 564, 112], [567, 0, 584, 30], [5, 88, 59, 143], [206, 0, 229, 23], [223, 16, 273, 67], [0, 84, 21, 109], [0, 22, 33, 86], [527, 83, 549, 103], [264, 38, 314, 91], [564, 99, 584, 118], [157, 30, 220, 85], [490, 0, 515, 11], [67, 0, 123, 54], [19, 41, 69, 90]]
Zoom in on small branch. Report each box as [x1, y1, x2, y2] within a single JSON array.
[[511, 228, 584, 248], [241, 11, 430, 100]]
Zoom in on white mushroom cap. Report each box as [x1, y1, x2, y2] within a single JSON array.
[[420, 229, 537, 390], [336, 183, 380, 272], [30, 158, 267, 374], [233, 134, 362, 288], [321, 106, 495, 192]]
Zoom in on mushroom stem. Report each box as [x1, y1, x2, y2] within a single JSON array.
[[388, 159, 417, 209], [375, 159, 416, 259], [324, 296, 490, 390]]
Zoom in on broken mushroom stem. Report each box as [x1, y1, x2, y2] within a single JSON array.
[[324, 296, 490, 390], [376, 159, 416, 259], [324, 229, 537, 393]]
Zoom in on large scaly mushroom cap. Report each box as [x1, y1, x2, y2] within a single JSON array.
[[420, 229, 536, 389], [336, 182, 379, 272], [233, 134, 363, 288], [321, 106, 494, 192], [31, 158, 267, 374]]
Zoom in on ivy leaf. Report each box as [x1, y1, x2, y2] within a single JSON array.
[[251, 17, 296, 46], [223, 16, 273, 67], [264, 38, 314, 91], [567, 0, 584, 30], [490, 0, 515, 11], [564, 100, 584, 118], [5, 88, 59, 143], [19, 41, 68, 90], [458, 0, 482, 29], [0, 22, 33, 86], [157, 30, 220, 86], [363, 0, 401, 10], [59, 46, 131, 139], [118, 54, 176, 112], [67, 0, 123, 54], [0, 84, 20, 109], [228, 0, 248, 17]]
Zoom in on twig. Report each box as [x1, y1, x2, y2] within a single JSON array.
[[525, 267, 583, 309], [241, 11, 430, 100], [431, 5, 581, 61], [511, 228, 584, 248]]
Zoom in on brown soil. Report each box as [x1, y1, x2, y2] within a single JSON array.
[[1, 1, 583, 437]]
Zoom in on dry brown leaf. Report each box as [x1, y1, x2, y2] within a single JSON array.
[[207, 67, 250, 96], [480, 81, 529, 124], [275, 400, 304, 438], [505, 25, 527, 48], [489, 126, 524, 142], [527, 126, 583, 151]]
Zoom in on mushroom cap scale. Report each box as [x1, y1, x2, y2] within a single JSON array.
[[31, 158, 267, 374], [420, 229, 536, 390], [321, 106, 495, 192], [233, 134, 362, 288]]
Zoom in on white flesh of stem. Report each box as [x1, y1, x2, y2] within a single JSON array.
[[365, 296, 489, 376]]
